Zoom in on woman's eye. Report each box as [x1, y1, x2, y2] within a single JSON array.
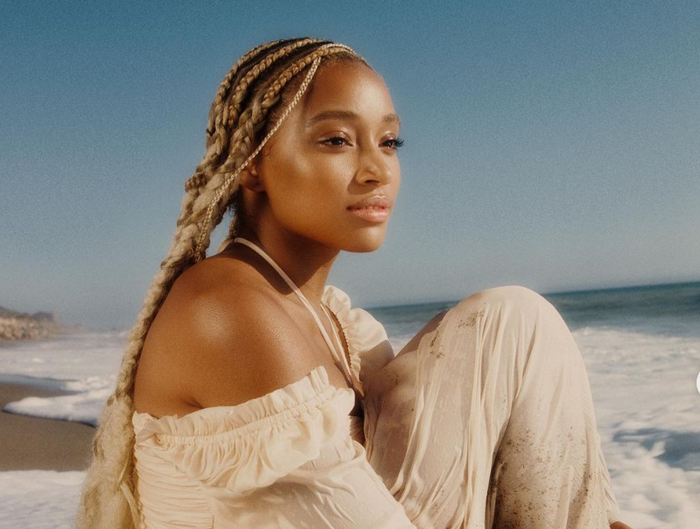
[[321, 136, 350, 147], [383, 137, 404, 150]]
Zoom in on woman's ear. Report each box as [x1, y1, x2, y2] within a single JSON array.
[[238, 160, 264, 192]]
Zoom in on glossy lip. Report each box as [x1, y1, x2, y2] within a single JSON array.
[[347, 195, 392, 223], [348, 207, 391, 223], [347, 195, 392, 209]]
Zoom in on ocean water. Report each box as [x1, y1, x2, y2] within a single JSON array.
[[1, 281, 699, 528], [369, 280, 700, 348]]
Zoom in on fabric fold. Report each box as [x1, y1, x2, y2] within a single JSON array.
[[322, 284, 395, 393], [133, 365, 355, 497]]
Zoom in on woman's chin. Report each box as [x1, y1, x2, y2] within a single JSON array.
[[342, 232, 387, 253]]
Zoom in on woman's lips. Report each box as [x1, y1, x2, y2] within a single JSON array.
[[347, 205, 391, 222]]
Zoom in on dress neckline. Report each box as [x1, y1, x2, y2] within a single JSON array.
[[133, 364, 341, 424]]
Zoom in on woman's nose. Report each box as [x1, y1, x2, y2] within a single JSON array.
[[357, 146, 393, 184]]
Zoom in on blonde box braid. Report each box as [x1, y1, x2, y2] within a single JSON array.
[[75, 38, 365, 529], [193, 45, 335, 259]]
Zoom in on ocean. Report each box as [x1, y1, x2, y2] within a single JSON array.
[[1, 280, 699, 528], [369, 281, 700, 347]]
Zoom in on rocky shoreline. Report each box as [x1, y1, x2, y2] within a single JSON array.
[[0, 307, 71, 344]]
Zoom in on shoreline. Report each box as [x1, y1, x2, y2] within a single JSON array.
[[0, 381, 95, 471]]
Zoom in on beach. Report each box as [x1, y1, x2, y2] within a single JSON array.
[[0, 379, 92, 528], [0, 381, 94, 471], [0, 282, 698, 528]]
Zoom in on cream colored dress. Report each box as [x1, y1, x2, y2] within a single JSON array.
[[132, 237, 621, 528]]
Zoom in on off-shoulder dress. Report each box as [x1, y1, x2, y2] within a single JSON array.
[[132, 236, 621, 528]]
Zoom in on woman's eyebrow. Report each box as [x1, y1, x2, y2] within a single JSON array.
[[305, 110, 401, 128]]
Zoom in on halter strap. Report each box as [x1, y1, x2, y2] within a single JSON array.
[[232, 237, 355, 388]]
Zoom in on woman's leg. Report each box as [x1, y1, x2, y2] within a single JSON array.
[[362, 285, 621, 529]]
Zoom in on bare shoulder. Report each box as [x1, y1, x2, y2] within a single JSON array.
[[133, 257, 320, 417]]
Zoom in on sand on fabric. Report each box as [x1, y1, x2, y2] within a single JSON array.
[[0, 382, 95, 471]]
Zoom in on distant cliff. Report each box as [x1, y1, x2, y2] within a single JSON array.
[[0, 307, 67, 343]]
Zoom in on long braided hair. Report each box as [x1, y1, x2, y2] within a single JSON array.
[[75, 38, 368, 529]]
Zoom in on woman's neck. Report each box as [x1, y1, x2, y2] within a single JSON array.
[[234, 225, 340, 307]]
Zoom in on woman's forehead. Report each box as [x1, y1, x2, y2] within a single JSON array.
[[300, 62, 396, 120]]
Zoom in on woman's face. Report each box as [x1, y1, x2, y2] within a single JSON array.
[[249, 60, 401, 253]]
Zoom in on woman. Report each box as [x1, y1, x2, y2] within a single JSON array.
[[76, 38, 633, 528]]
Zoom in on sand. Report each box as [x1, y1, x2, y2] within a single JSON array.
[[0, 382, 95, 471]]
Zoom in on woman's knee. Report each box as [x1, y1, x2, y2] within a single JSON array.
[[449, 285, 553, 322], [445, 285, 572, 360], [471, 284, 548, 308]]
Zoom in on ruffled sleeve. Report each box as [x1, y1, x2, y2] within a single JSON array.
[[132, 366, 355, 498], [322, 285, 396, 393]]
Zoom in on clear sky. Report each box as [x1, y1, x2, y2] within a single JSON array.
[[1, 1, 698, 330]]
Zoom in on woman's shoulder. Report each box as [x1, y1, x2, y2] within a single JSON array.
[[174, 250, 270, 302], [134, 257, 320, 418], [149, 257, 279, 349]]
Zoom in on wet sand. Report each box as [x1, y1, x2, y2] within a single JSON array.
[[0, 382, 95, 471]]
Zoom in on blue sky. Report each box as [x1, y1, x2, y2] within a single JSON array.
[[1, 1, 698, 329]]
